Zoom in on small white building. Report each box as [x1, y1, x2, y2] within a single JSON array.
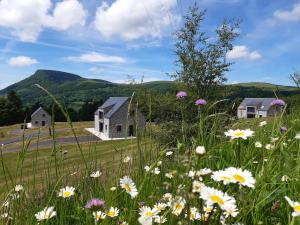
[[237, 98, 279, 119], [88, 97, 146, 140], [28, 107, 51, 128]]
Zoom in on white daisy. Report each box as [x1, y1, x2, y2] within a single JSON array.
[[120, 221, 129, 225], [166, 151, 173, 156], [192, 181, 205, 193], [152, 167, 160, 175], [295, 133, 300, 140], [58, 186, 75, 199], [14, 184, 24, 192], [172, 197, 186, 216], [211, 170, 233, 185], [90, 171, 102, 178], [144, 165, 151, 172], [195, 146, 206, 155], [138, 206, 158, 225], [154, 215, 167, 224], [120, 176, 138, 198], [153, 202, 167, 212], [110, 186, 117, 191], [107, 207, 119, 218], [224, 129, 254, 140], [200, 186, 237, 212], [285, 196, 300, 217], [226, 167, 255, 189], [255, 141, 262, 148], [189, 207, 201, 220], [35, 206, 56, 221], [157, 161, 162, 166], [259, 121, 267, 127], [196, 168, 212, 176], [123, 156, 132, 163], [165, 172, 174, 179], [93, 211, 106, 221], [265, 144, 275, 150]]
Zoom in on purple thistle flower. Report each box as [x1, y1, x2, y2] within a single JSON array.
[[271, 99, 286, 107], [176, 91, 187, 99], [85, 198, 105, 210], [280, 126, 288, 132], [195, 99, 207, 106]]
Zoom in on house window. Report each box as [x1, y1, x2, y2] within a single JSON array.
[[116, 125, 122, 132], [99, 111, 104, 119], [247, 106, 255, 113], [42, 114, 46, 117], [35, 121, 38, 125], [130, 109, 135, 117], [100, 122, 103, 132]]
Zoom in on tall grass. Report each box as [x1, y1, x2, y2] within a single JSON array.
[[0, 89, 299, 225]]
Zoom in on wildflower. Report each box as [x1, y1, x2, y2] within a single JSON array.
[[165, 172, 174, 179], [211, 170, 232, 185], [110, 186, 117, 191], [144, 165, 151, 172], [280, 126, 288, 132], [224, 129, 254, 140], [120, 176, 138, 198], [200, 186, 237, 212], [58, 186, 75, 199], [295, 133, 300, 139], [14, 184, 24, 192], [195, 146, 206, 155], [138, 206, 158, 225], [120, 221, 129, 225], [85, 198, 105, 210], [35, 206, 56, 221], [196, 168, 212, 176], [163, 193, 173, 202], [152, 167, 160, 175], [265, 144, 275, 150], [281, 175, 290, 182], [107, 207, 119, 218], [226, 167, 255, 189], [259, 121, 267, 127], [270, 137, 279, 142], [166, 151, 173, 156], [1, 213, 9, 218], [176, 91, 187, 99], [255, 141, 262, 148], [189, 207, 201, 220], [93, 211, 106, 221], [188, 170, 196, 178], [90, 171, 102, 178], [195, 99, 207, 106], [271, 99, 286, 107], [192, 180, 205, 193], [154, 215, 167, 224], [285, 196, 300, 217], [123, 156, 132, 163], [172, 197, 186, 216], [153, 203, 167, 212]]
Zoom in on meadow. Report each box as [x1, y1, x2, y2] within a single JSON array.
[[0, 94, 300, 225]]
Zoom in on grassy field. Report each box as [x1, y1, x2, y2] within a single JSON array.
[[0, 105, 299, 225]]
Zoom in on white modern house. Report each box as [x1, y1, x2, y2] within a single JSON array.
[[237, 98, 280, 119], [28, 107, 51, 128], [87, 97, 146, 140]]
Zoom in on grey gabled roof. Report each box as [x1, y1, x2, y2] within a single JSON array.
[[31, 107, 50, 118], [239, 98, 276, 111], [98, 97, 128, 118]]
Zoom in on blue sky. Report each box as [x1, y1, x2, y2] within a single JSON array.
[[1, 0, 300, 89]]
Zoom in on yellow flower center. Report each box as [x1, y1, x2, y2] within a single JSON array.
[[233, 174, 246, 184], [146, 211, 152, 217], [108, 211, 115, 217], [294, 205, 300, 212], [175, 203, 183, 210], [124, 184, 132, 193], [63, 191, 71, 198], [96, 214, 100, 220], [234, 131, 245, 137], [43, 214, 49, 219], [210, 195, 225, 205], [221, 176, 231, 181]]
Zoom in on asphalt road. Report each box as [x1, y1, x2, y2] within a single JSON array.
[[1, 135, 101, 153]]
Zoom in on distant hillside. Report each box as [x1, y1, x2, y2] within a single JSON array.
[[0, 70, 298, 108]]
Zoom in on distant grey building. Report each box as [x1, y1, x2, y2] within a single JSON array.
[[94, 97, 146, 139], [237, 98, 279, 119], [30, 107, 51, 128]]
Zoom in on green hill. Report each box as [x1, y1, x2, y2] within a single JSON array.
[[0, 70, 298, 108]]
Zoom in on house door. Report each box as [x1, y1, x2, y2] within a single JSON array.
[[42, 121, 45, 126], [128, 125, 134, 136], [99, 122, 103, 132]]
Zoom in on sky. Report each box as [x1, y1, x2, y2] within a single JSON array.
[[1, 0, 300, 89]]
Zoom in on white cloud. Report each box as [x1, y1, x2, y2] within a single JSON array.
[[68, 52, 126, 63], [274, 3, 300, 22], [0, 0, 87, 42], [226, 45, 262, 61], [93, 0, 179, 40], [7, 56, 38, 67]]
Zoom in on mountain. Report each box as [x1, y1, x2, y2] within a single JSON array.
[[0, 70, 298, 108]]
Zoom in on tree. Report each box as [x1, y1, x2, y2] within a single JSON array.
[[172, 3, 239, 98], [290, 70, 300, 90]]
